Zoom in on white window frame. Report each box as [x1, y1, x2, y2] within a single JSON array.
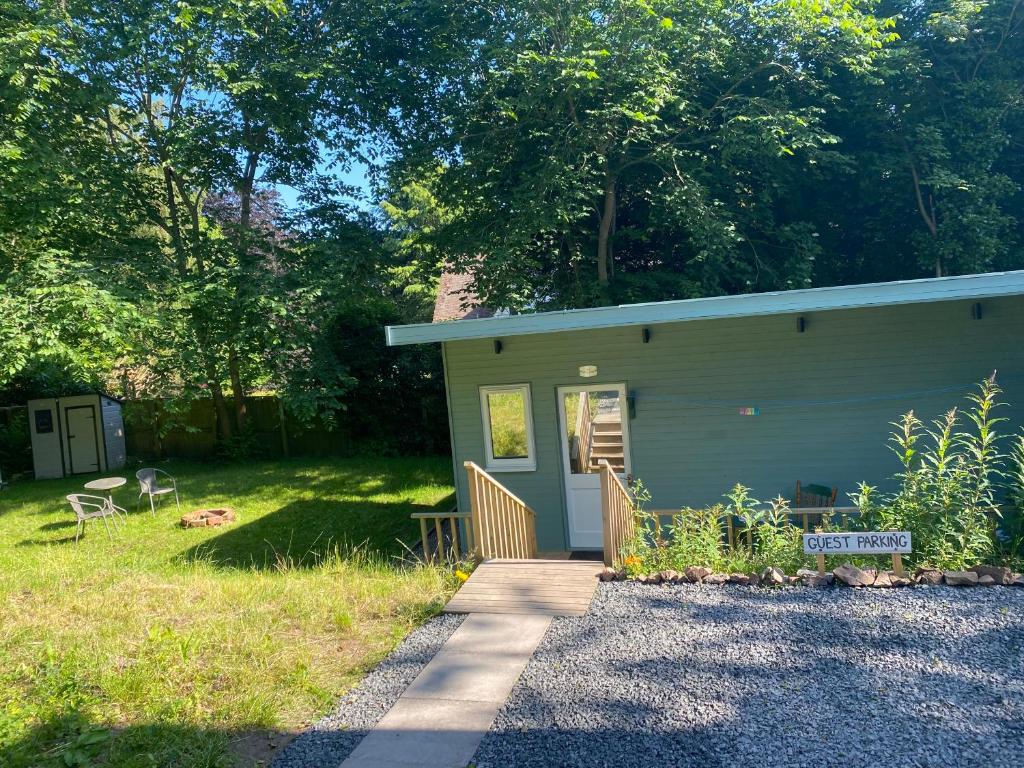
[[479, 384, 537, 472]]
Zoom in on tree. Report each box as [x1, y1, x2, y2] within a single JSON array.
[[395, 0, 895, 309], [0, 2, 148, 386], [22, 0, 382, 435], [810, 0, 1024, 283]]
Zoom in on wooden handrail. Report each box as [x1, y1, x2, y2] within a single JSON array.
[[572, 393, 594, 473], [411, 510, 472, 564], [599, 460, 635, 566], [464, 461, 538, 559]]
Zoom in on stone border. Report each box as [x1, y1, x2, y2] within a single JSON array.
[[599, 563, 1024, 588], [180, 507, 236, 528]]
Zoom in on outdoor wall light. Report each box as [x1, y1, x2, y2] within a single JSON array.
[[642, 327, 652, 343], [493, 339, 503, 354], [797, 316, 807, 333], [972, 302, 983, 320]]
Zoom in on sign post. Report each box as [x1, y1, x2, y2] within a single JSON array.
[[802, 531, 912, 576]]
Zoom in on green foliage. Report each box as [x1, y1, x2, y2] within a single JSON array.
[[861, 375, 1006, 569], [396, 0, 898, 309], [622, 482, 810, 575], [1004, 434, 1024, 563]]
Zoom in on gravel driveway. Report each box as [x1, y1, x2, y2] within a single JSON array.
[[474, 582, 1024, 768]]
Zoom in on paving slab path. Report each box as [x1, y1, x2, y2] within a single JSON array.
[[340, 559, 603, 768], [340, 613, 551, 768]]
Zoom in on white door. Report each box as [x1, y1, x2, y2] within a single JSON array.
[[66, 406, 100, 474], [557, 384, 631, 549]]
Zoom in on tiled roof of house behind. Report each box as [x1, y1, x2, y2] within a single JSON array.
[[432, 270, 494, 323]]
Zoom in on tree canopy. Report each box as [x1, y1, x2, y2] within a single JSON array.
[[1, 0, 1021, 432]]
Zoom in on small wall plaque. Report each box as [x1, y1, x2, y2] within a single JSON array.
[[738, 407, 760, 416], [579, 365, 597, 378]]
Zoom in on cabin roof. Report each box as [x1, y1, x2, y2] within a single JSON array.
[[386, 270, 1024, 346]]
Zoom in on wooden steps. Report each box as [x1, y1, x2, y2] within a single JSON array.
[[444, 559, 604, 616]]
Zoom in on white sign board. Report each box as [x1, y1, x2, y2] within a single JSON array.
[[803, 531, 912, 556]]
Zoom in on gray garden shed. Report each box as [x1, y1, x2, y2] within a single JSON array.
[[27, 394, 126, 479], [387, 270, 1024, 553]]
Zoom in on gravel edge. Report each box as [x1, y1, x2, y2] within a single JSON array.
[[271, 612, 465, 768], [473, 581, 1024, 768]]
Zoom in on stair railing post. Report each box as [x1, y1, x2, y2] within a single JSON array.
[[600, 460, 614, 566], [465, 461, 483, 558]]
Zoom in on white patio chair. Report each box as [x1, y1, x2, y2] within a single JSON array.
[[67, 494, 120, 543], [136, 468, 180, 515]]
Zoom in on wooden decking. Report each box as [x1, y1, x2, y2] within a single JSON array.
[[444, 559, 604, 617]]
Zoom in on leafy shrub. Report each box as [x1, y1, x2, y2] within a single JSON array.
[[862, 375, 1005, 570], [619, 375, 1023, 576], [622, 483, 810, 575]]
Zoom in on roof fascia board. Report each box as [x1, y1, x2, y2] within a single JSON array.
[[386, 271, 1024, 346]]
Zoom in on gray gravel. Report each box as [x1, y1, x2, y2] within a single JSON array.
[[474, 583, 1024, 768], [271, 612, 464, 768]]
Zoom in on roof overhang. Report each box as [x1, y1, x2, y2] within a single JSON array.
[[385, 270, 1024, 346]]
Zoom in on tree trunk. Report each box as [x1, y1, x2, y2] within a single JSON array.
[[228, 347, 247, 434], [208, 375, 233, 441], [596, 174, 616, 286]]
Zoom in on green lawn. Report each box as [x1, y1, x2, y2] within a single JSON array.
[[0, 456, 457, 768]]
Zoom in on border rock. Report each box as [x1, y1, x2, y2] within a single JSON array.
[[914, 568, 944, 586], [684, 566, 712, 583], [970, 565, 1013, 585], [759, 566, 785, 587], [833, 563, 873, 587], [944, 571, 979, 587]]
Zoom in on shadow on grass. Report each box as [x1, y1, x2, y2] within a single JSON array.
[[0, 708, 297, 768], [179, 494, 455, 570]]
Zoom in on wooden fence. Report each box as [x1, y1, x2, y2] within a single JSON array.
[[464, 461, 537, 559], [412, 510, 473, 564], [599, 460, 636, 566], [123, 396, 351, 459]]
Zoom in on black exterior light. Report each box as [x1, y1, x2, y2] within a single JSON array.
[[493, 339, 503, 354], [642, 327, 652, 343], [797, 316, 806, 333], [972, 302, 983, 320]]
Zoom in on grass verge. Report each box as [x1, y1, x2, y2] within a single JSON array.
[[0, 456, 457, 767]]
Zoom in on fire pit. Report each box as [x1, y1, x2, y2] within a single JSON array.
[[180, 508, 236, 528]]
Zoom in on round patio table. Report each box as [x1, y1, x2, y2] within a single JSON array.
[[84, 476, 128, 522]]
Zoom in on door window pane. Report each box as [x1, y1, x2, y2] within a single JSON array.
[[564, 390, 623, 475]]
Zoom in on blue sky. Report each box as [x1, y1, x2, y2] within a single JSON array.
[[273, 158, 375, 211]]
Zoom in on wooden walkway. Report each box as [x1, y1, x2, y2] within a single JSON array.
[[443, 559, 604, 617]]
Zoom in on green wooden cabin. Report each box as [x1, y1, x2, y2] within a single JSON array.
[[387, 271, 1024, 553]]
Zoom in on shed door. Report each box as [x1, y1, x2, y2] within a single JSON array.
[[557, 384, 631, 549], [66, 406, 100, 474]]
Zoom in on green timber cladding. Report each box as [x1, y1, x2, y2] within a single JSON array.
[[390, 272, 1024, 552]]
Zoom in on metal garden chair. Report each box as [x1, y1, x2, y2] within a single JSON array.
[[67, 493, 121, 542], [136, 468, 180, 515]]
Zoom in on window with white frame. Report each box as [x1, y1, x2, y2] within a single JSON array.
[[479, 384, 536, 471]]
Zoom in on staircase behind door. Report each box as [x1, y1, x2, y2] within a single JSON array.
[[572, 396, 624, 474]]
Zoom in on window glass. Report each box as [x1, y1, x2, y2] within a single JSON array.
[[563, 390, 623, 475], [34, 409, 54, 434], [480, 385, 535, 470], [487, 391, 528, 458]]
